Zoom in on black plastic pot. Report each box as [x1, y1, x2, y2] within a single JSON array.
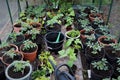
[[90, 62, 114, 80], [0, 59, 6, 80], [44, 32, 65, 53]]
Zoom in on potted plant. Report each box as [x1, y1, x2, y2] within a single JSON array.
[[5, 61, 32, 80], [58, 38, 82, 73], [91, 17, 104, 29], [20, 40, 38, 62], [64, 7, 75, 31], [90, 58, 113, 80], [80, 27, 95, 42], [98, 34, 117, 46], [85, 42, 104, 64], [95, 25, 110, 39], [0, 41, 18, 57], [112, 58, 120, 78], [104, 42, 120, 64], [65, 29, 80, 39], [8, 32, 25, 48], [13, 20, 22, 33], [45, 13, 63, 32], [2, 48, 23, 66]]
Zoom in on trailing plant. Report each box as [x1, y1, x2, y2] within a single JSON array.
[[38, 51, 56, 73], [22, 40, 37, 51], [67, 30, 80, 38], [91, 58, 109, 71], [86, 42, 102, 54], [5, 49, 17, 59], [13, 61, 29, 74]]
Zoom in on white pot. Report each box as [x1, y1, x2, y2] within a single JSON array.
[[5, 61, 32, 80]]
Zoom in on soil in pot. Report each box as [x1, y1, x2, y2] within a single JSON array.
[[13, 23, 21, 33], [85, 47, 105, 64], [2, 52, 23, 66], [112, 64, 120, 78], [91, 63, 113, 80], [45, 23, 61, 32], [104, 46, 120, 64], [8, 66, 30, 78], [100, 38, 115, 45], [30, 22, 41, 30]]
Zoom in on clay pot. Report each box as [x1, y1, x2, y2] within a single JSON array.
[[89, 13, 102, 22], [20, 44, 38, 62], [98, 36, 117, 46], [30, 22, 41, 31], [13, 23, 22, 33]]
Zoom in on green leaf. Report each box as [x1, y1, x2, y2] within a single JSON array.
[[65, 38, 74, 48]]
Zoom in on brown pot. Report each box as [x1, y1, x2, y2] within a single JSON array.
[[89, 13, 102, 22], [98, 36, 117, 46], [20, 44, 38, 62], [30, 22, 41, 31], [1, 51, 23, 66], [13, 23, 21, 33], [80, 29, 95, 42]]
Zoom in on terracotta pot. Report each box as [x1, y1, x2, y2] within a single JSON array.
[[80, 29, 95, 42], [8, 44, 18, 51], [30, 22, 41, 31], [98, 36, 117, 46], [1, 51, 23, 66], [20, 44, 38, 62], [13, 23, 21, 33], [89, 13, 102, 22]]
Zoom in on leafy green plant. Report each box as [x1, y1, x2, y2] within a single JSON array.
[[78, 19, 90, 28], [0, 41, 9, 49], [9, 32, 22, 43], [22, 40, 37, 51], [93, 17, 104, 25], [13, 61, 29, 74], [5, 49, 17, 59], [104, 34, 116, 41], [59, 47, 76, 67], [27, 28, 40, 40], [91, 58, 109, 71], [38, 51, 56, 74], [35, 75, 50, 80], [67, 30, 80, 38], [103, 76, 120, 80], [47, 13, 63, 27], [110, 43, 120, 53], [86, 42, 102, 54], [116, 58, 120, 73]]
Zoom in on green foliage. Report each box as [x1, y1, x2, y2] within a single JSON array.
[[104, 34, 116, 41], [38, 51, 56, 74], [91, 58, 109, 71], [111, 42, 120, 52], [0, 41, 9, 49], [116, 58, 120, 73], [67, 30, 80, 38], [22, 40, 37, 51], [93, 17, 104, 25], [35, 75, 50, 80], [5, 49, 17, 59], [86, 42, 102, 54], [27, 28, 40, 40], [103, 76, 120, 80], [9, 32, 22, 43], [59, 47, 76, 67], [32, 70, 46, 80], [47, 13, 63, 26], [13, 61, 29, 74], [78, 19, 90, 28]]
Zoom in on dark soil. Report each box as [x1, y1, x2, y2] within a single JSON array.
[[14, 23, 21, 28], [3, 54, 22, 64], [8, 66, 30, 78], [101, 38, 114, 44]]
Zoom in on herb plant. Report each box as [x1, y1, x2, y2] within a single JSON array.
[[0, 41, 9, 49], [5, 49, 17, 59], [22, 40, 37, 51], [91, 58, 109, 71], [13, 61, 29, 74], [67, 30, 80, 38]]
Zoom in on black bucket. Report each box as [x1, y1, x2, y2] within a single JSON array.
[[44, 32, 65, 53]]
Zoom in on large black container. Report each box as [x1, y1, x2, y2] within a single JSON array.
[[44, 32, 65, 53]]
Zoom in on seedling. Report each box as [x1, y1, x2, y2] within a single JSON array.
[[5, 48, 17, 59], [67, 30, 80, 38]]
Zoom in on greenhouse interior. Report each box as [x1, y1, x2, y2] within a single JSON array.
[[0, 0, 120, 80]]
